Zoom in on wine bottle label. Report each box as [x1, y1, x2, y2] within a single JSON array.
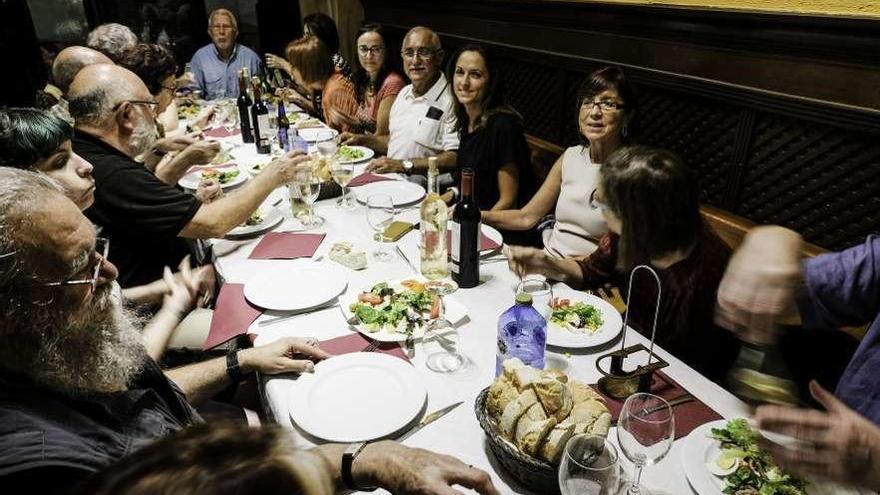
[[257, 114, 271, 140], [450, 220, 461, 271]]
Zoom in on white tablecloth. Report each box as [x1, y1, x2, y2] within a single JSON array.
[[209, 130, 752, 495]]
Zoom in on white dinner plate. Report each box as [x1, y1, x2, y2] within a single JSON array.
[[244, 260, 347, 311], [288, 352, 427, 442], [335, 145, 375, 164], [179, 167, 247, 191], [297, 127, 339, 143], [342, 278, 468, 343], [225, 207, 284, 239], [681, 420, 863, 495], [247, 160, 273, 176], [480, 224, 503, 255], [544, 288, 623, 349], [355, 180, 426, 207]]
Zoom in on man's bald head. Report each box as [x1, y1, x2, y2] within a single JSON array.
[[403, 26, 441, 49], [52, 46, 113, 94], [68, 64, 151, 129]]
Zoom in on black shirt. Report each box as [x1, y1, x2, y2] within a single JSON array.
[[0, 359, 200, 493], [456, 111, 537, 212], [74, 132, 202, 288]]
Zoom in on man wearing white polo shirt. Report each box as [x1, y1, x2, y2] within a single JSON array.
[[339, 26, 458, 178]]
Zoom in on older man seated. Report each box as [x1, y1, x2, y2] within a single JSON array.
[[86, 22, 138, 63], [0, 168, 498, 495], [68, 64, 308, 287], [340, 26, 458, 180], [190, 8, 262, 100], [47, 46, 113, 125]]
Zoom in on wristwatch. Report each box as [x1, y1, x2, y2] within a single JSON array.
[[225, 350, 248, 383], [402, 159, 414, 175], [342, 441, 377, 491]]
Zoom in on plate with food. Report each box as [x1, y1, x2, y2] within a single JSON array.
[[335, 145, 374, 164], [293, 117, 324, 129], [680, 419, 856, 495], [179, 167, 247, 191], [544, 287, 622, 349], [225, 207, 284, 239], [244, 260, 347, 312], [209, 148, 235, 166], [343, 279, 468, 342], [298, 127, 338, 143], [247, 160, 272, 176], [355, 180, 426, 207]]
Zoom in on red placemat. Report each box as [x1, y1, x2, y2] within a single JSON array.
[[204, 127, 240, 138], [319, 333, 410, 362], [445, 229, 501, 252], [594, 371, 721, 439], [203, 283, 263, 350], [348, 172, 394, 187], [248, 232, 325, 259]]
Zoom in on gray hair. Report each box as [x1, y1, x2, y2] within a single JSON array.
[[68, 81, 130, 128], [208, 8, 238, 31], [86, 23, 138, 62]]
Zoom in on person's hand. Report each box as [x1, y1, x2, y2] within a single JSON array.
[[265, 53, 292, 75], [239, 337, 331, 374], [275, 87, 309, 108], [506, 245, 553, 278], [155, 131, 203, 153], [326, 106, 360, 132], [176, 139, 221, 167], [192, 105, 216, 129], [356, 441, 500, 495], [195, 178, 223, 203], [266, 150, 311, 183], [158, 256, 204, 316], [715, 226, 804, 345], [366, 157, 404, 174], [754, 381, 880, 489]]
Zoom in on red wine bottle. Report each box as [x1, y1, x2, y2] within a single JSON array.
[[236, 70, 253, 143], [250, 79, 271, 154], [451, 168, 480, 288]]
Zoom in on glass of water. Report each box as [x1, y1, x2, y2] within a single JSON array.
[[617, 393, 675, 495], [559, 435, 620, 495], [516, 276, 554, 320], [294, 168, 323, 229], [423, 294, 466, 373], [365, 193, 394, 261]]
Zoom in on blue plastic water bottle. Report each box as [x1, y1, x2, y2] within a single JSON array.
[[496, 292, 547, 376], [291, 128, 309, 153]]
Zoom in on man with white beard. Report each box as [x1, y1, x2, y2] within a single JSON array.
[[0, 168, 331, 491], [68, 64, 312, 287]]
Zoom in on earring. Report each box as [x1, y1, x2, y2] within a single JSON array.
[[621, 124, 628, 138]]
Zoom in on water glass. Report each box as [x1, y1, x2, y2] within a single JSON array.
[[294, 169, 323, 229], [365, 193, 394, 261], [559, 435, 620, 495], [617, 393, 675, 495], [516, 276, 554, 320], [423, 295, 465, 373], [331, 161, 355, 209]]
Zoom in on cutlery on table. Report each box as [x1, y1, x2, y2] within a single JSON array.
[[258, 303, 338, 327], [397, 401, 463, 442], [395, 245, 418, 274], [360, 340, 381, 353], [612, 393, 695, 425]]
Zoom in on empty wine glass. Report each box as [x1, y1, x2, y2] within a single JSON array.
[[331, 161, 355, 209], [617, 393, 675, 495], [222, 103, 238, 134], [294, 168, 323, 229], [559, 435, 620, 495], [516, 276, 554, 319], [423, 294, 465, 373], [365, 193, 394, 261]]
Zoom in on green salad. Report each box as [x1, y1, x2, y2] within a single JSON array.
[[349, 280, 436, 334], [244, 209, 262, 226], [201, 169, 239, 184], [709, 419, 808, 495], [336, 145, 365, 161], [549, 299, 603, 333]]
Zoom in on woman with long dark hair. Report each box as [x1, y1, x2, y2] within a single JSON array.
[[351, 23, 404, 135]]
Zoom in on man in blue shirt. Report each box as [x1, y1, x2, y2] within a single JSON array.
[[190, 9, 262, 100]]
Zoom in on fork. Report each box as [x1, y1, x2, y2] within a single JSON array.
[[360, 340, 381, 353]]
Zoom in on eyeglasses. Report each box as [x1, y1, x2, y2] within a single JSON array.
[[31, 237, 109, 294], [401, 47, 438, 59], [589, 189, 610, 211], [115, 100, 160, 117], [210, 24, 234, 32], [358, 45, 385, 55], [582, 99, 625, 113]]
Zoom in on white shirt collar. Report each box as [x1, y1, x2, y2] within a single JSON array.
[[406, 73, 448, 102]]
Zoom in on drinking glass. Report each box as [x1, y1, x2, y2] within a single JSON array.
[[331, 160, 355, 209], [222, 103, 238, 134], [617, 393, 675, 495], [559, 435, 620, 495], [423, 294, 465, 373], [365, 193, 394, 261], [516, 276, 554, 320], [294, 168, 323, 229]]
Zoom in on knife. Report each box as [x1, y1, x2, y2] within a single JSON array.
[[398, 401, 463, 442]]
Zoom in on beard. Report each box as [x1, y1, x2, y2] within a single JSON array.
[[24, 284, 148, 396], [129, 114, 159, 158]]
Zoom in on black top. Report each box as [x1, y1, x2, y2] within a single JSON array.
[[456, 112, 537, 212], [74, 132, 202, 288], [0, 359, 200, 494]]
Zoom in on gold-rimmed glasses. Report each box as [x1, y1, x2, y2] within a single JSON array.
[[31, 237, 109, 294]]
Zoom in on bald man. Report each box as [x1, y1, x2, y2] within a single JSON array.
[[340, 26, 458, 179], [47, 46, 113, 125], [68, 64, 310, 287]]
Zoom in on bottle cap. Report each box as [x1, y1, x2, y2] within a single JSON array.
[[515, 292, 533, 305]]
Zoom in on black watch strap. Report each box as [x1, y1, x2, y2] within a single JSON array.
[[342, 441, 376, 491], [225, 350, 247, 382]]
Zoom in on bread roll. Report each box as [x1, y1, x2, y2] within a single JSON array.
[[588, 412, 612, 437], [567, 380, 605, 404], [524, 401, 548, 422], [515, 417, 557, 456], [500, 399, 527, 439], [501, 358, 525, 384], [512, 366, 541, 391], [540, 423, 576, 464], [540, 369, 568, 383], [568, 399, 607, 425], [487, 377, 519, 419], [552, 387, 574, 423]]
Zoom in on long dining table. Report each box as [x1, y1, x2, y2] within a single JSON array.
[[203, 115, 752, 495]]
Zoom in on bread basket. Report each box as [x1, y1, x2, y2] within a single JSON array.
[[474, 387, 561, 494], [316, 180, 342, 200]]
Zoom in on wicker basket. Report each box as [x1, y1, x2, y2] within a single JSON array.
[[474, 388, 561, 494]]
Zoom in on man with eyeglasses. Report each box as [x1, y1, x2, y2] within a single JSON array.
[[341, 26, 458, 180], [68, 64, 311, 288], [190, 8, 262, 100]]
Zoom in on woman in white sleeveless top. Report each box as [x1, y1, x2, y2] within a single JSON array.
[[482, 66, 635, 257]]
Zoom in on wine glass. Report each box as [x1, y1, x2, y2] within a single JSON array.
[[222, 102, 238, 134], [559, 435, 620, 495], [365, 193, 395, 261], [294, 168, 323, 229], [331, 160, 355, 209], [617, 393, 675, 495], [423, 294, 465, 373], [516, 276, 554, 320]]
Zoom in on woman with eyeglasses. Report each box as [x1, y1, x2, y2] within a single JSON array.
[[507, 146, 739, 383], [351, 23, 404, 135], [482, 66, 634, 257], [0, 107, 213, 361]]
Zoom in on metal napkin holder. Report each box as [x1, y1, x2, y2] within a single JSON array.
[[596, 265, 669, 400]]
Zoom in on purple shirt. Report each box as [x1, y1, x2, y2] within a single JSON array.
[[798, 236, 880, 423]]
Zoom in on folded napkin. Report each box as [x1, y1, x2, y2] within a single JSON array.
[[248, 232, 325, 259], [595, 371, 721, 439], [445, 229, 501, 252], [348, 172, 394, 187], [203, 127, 240, 138], [319, 332, 409, 362], [203, 283, 263, 350]]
